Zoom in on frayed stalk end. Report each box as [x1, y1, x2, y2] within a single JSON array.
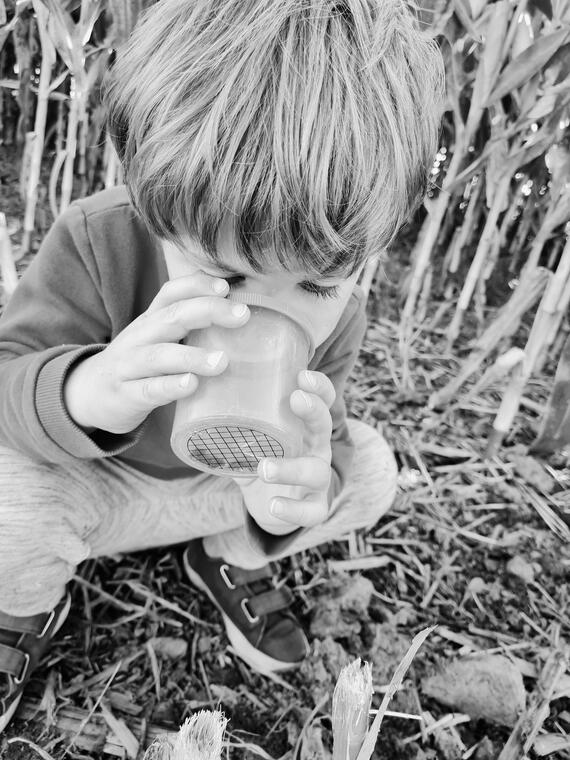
[[144, 710, 227, 760], [332, 658, 373, 760]]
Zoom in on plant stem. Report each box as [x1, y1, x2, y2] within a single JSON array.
[[332, 659, 373, 760], [446, 172, 512, 348], [22, 0, 55, 253], [0, 212, 18, 299], [60, 78, 82, 213], [487, 234, 570, 454]]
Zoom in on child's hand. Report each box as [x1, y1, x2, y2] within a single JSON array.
[[63, 273, 249, 434], [235, 370, 335, 535]]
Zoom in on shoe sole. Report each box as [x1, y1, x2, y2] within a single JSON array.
[[0, 594, 71, 735], [183, 552, 305, 676]]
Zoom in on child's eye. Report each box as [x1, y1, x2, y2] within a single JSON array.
[[224, 275, 339, 299], [301, 281, 340, 299], [225, 275, 246, 289]]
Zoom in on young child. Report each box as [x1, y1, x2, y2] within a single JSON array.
[[0, 0, 444, 731]]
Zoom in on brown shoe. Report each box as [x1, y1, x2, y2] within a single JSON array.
[[0, 594, 71, 733], [183, 540, 309, 675]]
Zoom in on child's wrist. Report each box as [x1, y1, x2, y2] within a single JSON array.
[[63, 359, 97, 433]]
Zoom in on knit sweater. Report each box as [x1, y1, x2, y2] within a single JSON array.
[[0, 187, 367, 551]]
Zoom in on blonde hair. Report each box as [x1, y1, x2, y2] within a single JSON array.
[[104, 0, 445, 277]]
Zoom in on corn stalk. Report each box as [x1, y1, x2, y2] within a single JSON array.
[[530, 333, 570, 454], [446, 170, 513, 348], [486, 229, 570, 456], [400, 0, 513, 368], [20, 0, 55, 253], [399, 0, 570, 451], [0, 212, 18, 298], [37, 0, 104, 213], [332, 659, 373, 760], [143, 711, 227, 760], [430, 265, 551, 407]]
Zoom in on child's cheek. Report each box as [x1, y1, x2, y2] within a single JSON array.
[[306, 278, 361, 348], [161, 239, 203, 280]]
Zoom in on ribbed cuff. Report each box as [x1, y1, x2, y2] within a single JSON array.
[[36, 345, 146, 458]]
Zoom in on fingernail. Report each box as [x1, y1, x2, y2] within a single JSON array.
[[231, 303, 248, 318], [263, 461, 278, 481], [206, 350, 224, 368], [304, 371, 317, 389], [301, 391, 313, 409], [180, 373, 192, 388], [270, 498, 283, 517], [212, 279, 228, 294]]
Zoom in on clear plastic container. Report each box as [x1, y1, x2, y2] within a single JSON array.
[[170, 292, 313, 477]]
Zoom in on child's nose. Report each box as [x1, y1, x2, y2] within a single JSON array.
[[247, 276, 287, 298]]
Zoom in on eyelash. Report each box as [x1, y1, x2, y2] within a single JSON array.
[[224, 275, 340, 300]]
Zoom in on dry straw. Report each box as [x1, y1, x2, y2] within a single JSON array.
[[143, 710, 228, 760]]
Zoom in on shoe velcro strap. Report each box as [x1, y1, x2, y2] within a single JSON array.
[[225, 564, 274, 587], [0, 641, 28, 681], [247, 586, 294, 618], [0, 608, 54, 637]]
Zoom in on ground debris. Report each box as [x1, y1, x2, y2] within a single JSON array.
[[309, 574, 374, 639], [507, 452, 557, 494], [506, 555, 536, 585], [421, 654, 526, 727], [472, 736, 496, 760], [299, 637, 352, 703], [148, 637, 188, 660], [366, 622, 412, 685], [422, 711, 465, 760], [300, 724, 330, 760]]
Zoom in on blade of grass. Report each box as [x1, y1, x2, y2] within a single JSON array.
[[355, 626, 436, 760]]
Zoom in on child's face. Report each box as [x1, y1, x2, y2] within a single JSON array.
[[162, 232, 363, 347]]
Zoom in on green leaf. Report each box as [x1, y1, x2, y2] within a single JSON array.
[[453, 0, 484, 41], [510, 101, 570, 167], [467, 0, 487, 20], [464, 0, 511, 139], [550, 42, 570, 85], [485, 28, 570, 106], [40, 0, 75, 71], [78, 0, 103, 46], [0, 15, 17, 54], [518, 73, 541, 117], [485, 106, 510, 210]]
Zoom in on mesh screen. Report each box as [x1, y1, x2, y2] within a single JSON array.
[[186, 425, 284, 472]]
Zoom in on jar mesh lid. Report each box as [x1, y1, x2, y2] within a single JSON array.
[[186, 425, 284, 474]]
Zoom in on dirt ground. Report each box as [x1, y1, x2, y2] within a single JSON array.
[[1, 144, 569, 760]]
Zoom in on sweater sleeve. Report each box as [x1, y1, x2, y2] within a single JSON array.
[[243, 288, 368, 558], [0, 203, 145, 463]]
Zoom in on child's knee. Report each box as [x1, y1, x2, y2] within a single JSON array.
[[0, 446, 89, 615], [344, 420, 399, 529], [0, 445, 90, 562]]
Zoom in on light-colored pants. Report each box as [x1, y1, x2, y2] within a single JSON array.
[[0, 420, 397, 617]]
